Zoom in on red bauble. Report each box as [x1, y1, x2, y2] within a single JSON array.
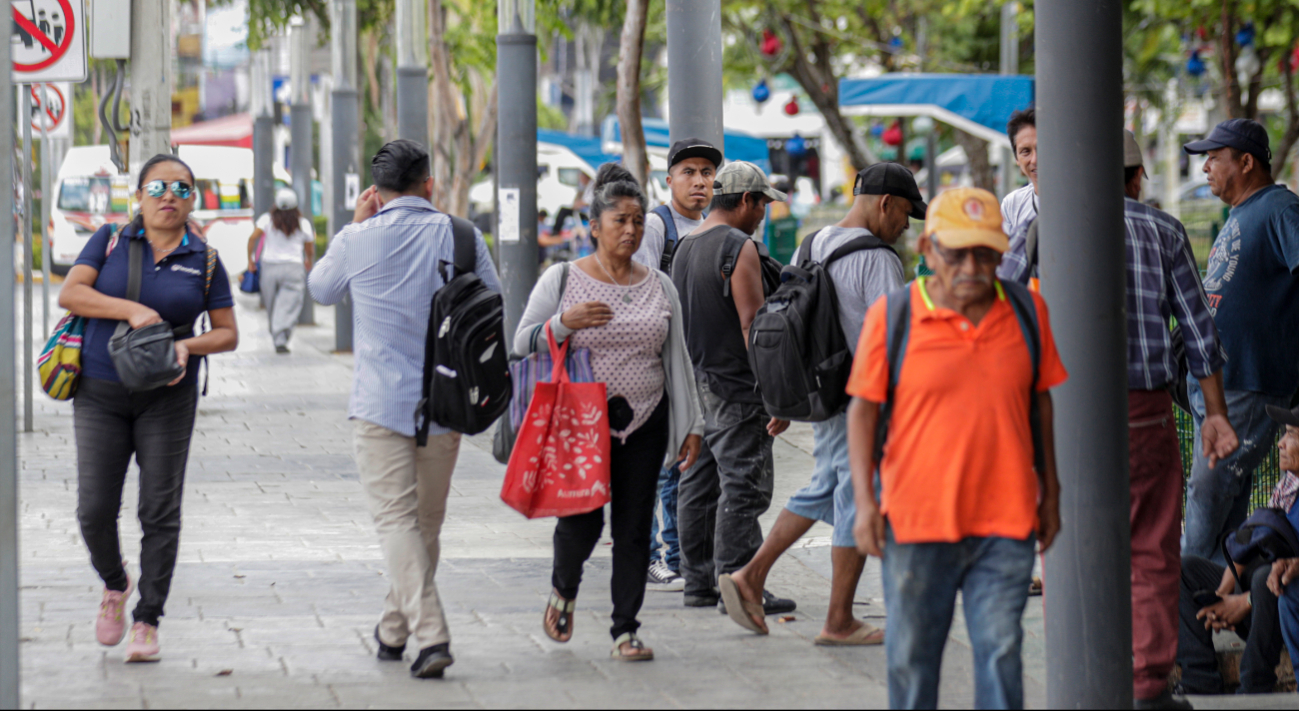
[[783, 97, 800, 116], [881, 124, 903, 147], [761, 29, 782, 57]]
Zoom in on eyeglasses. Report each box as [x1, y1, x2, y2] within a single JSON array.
[[142, 180, 194, 200], [933, 243, 1001, 266]]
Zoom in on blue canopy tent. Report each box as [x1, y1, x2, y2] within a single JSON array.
[[536, 129, 622, 172], [600, 116, 772, 173], [838, 74, 1035, 149]]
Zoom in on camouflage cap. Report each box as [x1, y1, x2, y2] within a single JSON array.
[[712, 161, 788, 202]]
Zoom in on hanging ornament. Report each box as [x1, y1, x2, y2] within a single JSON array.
[[1236, 22, 1255, 48], [888, 36, 904, 51], [761, 29, 782, 57], [1187, 50, 1206, 77], [1236, 45, 1261, 86], [881, 122, 903, 147], [752, 79, 770, 104], [870, 122, 885, 138], [786, 133, 807, 158], [783, 97, 800, 116], [1290, 46, 1299, 73]]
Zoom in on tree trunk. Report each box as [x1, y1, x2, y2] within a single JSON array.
[[428, 0, 457, 210], [362, 28, 383, 130], [1218, 0, 1244, 119], [616, 0, 649, 187], [1275, 55, 1299, 181], [953, 129, 995, 192]]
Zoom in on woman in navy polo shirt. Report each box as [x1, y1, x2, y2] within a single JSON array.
[[57, 154, 238, 662]]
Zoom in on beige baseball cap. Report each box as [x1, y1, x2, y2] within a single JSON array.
[[713, 161, 788, 202], [1124, 130, 1143, 169]]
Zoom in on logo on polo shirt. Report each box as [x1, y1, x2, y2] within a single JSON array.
[[171, 264, 202, 276]]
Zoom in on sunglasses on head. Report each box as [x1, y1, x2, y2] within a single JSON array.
[[934, 243, 1001, 266], [143, 180, 194, 200]]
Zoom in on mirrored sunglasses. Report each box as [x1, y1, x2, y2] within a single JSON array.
[[143, 180, 194, 200]]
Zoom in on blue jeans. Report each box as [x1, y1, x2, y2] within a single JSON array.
[[1279, 581, 1299, 668], [1183, 380, 1290, 563], [882, 528, 1036, 710], [650, 464, 680, 570], [784, 411, 857, 548]]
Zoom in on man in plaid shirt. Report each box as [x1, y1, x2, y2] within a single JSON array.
[[1121, 130, 1240, 710]]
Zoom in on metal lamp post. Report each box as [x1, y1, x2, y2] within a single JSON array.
[[495, 0, 538, 340], [395, 0, 429, 146], [330, 0, 360, 352]]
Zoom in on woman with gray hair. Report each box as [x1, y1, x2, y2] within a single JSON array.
[[514, 163, 705, 662], [246, 188, 315, 353]]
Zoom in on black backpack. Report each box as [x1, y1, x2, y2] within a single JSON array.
[[650, 205, 680, 273], [748, 230, 897, 422], [416, 216, 512, 443], [876, 279, 1045, 471], [719, 229, 783, 299]]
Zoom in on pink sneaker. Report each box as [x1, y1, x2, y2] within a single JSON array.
[[95, 573, 134, 646], [123, 622, 160, 663]]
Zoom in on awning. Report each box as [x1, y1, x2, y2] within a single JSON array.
[[170, 113, 254, 149], [838, 74, 1034, 149], [601, 116, 771, 173], [537, 129, 621, 172]]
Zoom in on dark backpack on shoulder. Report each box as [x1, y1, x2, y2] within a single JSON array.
[[748, 230, 897, 422], [417, 216, 512, 443], [1222, 507, 1299, 590], [651, 205, 680, 273], [876, 279, 1045, 471], [719, 229, 782, 299]]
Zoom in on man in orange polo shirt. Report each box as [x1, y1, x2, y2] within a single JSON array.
[[846, 187, 1067, 710]]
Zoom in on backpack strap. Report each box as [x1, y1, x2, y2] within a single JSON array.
[[823, 234, 895, 266], [441, 215, 478, 283], [874, 285, 913, 462], [1000, 278, 1045, 475], [104, 223, 122, 257], [793, 229, 822, 267], [651, 205, 679, 273], [1025, 216, 1040, 273], [720, 231, 753, 298]]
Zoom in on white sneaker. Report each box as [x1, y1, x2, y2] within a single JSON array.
[[646, 560, 685, 592]]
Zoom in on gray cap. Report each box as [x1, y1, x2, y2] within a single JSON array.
[[713, 161, 788, 202], [1124, 130, 1143, 168]]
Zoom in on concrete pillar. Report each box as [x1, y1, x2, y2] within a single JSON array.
[[665, 0, 723, 151], [496, 0, 538, 341]]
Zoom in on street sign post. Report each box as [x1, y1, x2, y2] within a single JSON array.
[[10, 0, 88, 83], [23, 82, 71, 139]]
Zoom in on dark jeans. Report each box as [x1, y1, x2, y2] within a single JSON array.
[[1177, 556, 1283, 694], [552, 395, 668, 639], [677, 373, 774, 597], [882, 528, 1036, 710], [74, 377, 198, 627], [649, 463, 680, 570]]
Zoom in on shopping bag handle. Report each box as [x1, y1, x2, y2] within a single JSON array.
[[545, 321, 572, 384]]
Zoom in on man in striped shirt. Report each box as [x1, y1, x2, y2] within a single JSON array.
[[309, 140, 502, 680], [1120, 130, 1239, 711]]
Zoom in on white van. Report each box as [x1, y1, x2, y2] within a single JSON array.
[[47, 145, 291, 276]]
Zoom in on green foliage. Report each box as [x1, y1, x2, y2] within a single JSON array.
[[538, 98, 569, 131]]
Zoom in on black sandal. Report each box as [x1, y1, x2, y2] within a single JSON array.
[[544, 590, 575, 643], [611, 632, 654, 661]]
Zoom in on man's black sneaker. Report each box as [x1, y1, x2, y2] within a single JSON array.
[[718, 590, 797, 616], [647, 561, 685, 592], [374, 625, 404, 662], [410, 643, 454, 679], [1133, 689, 1193, 711], [683, 592, 720, 607], [275, 345, 290, 354]]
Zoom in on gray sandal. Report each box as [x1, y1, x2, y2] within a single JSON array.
[[611, 632, 654, 661], [544, 590, 575, 643]]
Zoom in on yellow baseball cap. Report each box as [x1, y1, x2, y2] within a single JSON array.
[[923, 187, 1009, 253]]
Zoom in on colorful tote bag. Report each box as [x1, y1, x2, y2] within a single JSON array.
[[501, 322, 611, 519], [38, 225, 122, 400]]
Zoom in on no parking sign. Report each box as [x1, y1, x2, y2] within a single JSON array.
[[10, 0, 88, 83]]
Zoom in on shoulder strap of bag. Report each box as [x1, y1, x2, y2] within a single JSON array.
[[126, 239, 143, 302], [527, 262, 571, 354], [720, 231, 754, 298], [823, 233, 895, 267], [875, 287, 913, 461], [444, 215, 478, 282], [105, 223, 122, 257], [651, 205, 679, 253], [793, 229, 822, 267], [1025, 217, 1040, 272], [1000, 278, 1045, 475]]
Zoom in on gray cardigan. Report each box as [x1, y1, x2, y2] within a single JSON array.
[[512, 262, 705, 467]]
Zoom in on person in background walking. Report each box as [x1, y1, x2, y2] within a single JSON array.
[[633, 138, 721, 593], [671, 161, 797, 616], [848, 187, 1066, 709], [514, 163, 704, 661], [719, 163, 917, 644], [1118, 130, 1238, 711], [246, 188, 314, 354], [1180, 119, 1299, 564], [997, 107, 1040, 287], [308, 140, 502, 679], [58, 154, 239, 663]]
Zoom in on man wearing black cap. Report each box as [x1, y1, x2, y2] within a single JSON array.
[[637, 138, 721, 594], [718, 162, 917, 643], [1180, 119, 1299, 566]]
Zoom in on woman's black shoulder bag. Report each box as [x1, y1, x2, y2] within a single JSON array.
[[107, 240, 186, 391]]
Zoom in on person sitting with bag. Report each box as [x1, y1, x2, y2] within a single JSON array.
[[56, 153, 238, 663], [513, 163, 704, 662], [1177, 405, 1299, 696]]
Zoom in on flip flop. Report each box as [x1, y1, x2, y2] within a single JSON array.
[[611, 632, 654, 662], [814, 624, 885, 646], [718, 574, 768, 635], [543, 590, 575, 643]]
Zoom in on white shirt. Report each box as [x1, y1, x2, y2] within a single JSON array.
[[255, 213, 314, 265], [807, 226, 905, 353], [633, 203, 704, 271]]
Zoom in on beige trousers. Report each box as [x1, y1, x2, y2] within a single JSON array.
[[352, 420, 461, 651]]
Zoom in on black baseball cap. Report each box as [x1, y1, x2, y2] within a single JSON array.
[[668, 138, 723, 170], [853, 163, 927, 219], [1184, 118, 1272, 166], [1267, 404, 1299, 428]]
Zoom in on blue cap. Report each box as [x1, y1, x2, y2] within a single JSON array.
[[1183, 118, 1272, 165]]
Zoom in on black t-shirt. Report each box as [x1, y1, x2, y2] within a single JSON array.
[[670, 225, 761, 404]]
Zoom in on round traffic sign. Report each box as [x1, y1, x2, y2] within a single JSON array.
[[28, 84, 66, 132], [12, 0, 77, 73]]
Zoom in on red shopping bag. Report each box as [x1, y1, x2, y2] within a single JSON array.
[[501, 322, 611, 519]]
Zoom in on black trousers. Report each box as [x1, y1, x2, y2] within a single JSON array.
[[74, 377, 198, 627], [1178, 555, 1284, 694], [552, 395, 669, 640]]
